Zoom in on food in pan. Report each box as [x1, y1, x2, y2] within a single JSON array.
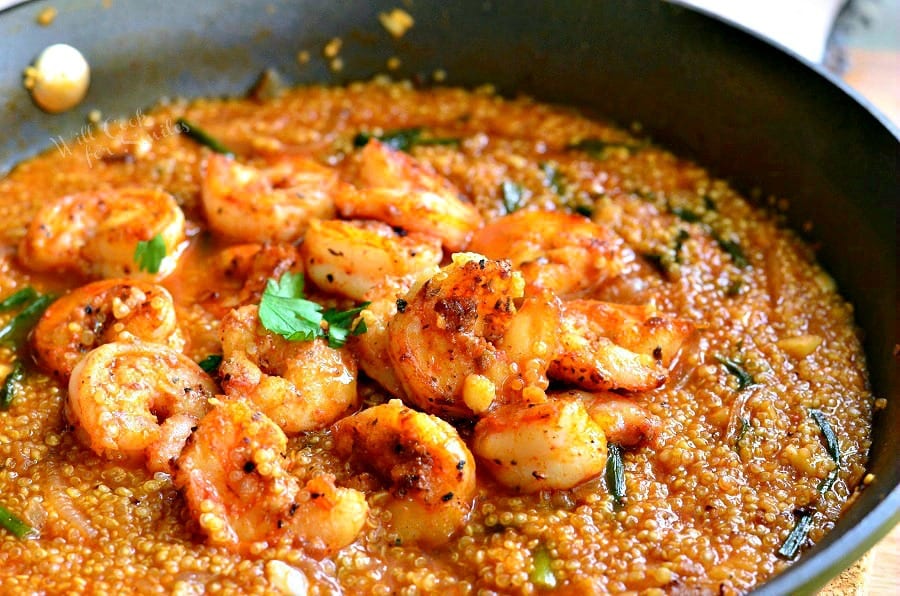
[[0, 81, 874, 594]]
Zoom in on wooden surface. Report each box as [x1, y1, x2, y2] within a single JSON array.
[[823, 43, 899, 595]]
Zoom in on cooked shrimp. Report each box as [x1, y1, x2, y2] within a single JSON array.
[[202, 243, 303, 317], [350, 272, 439, 398], [467, 209, 634, 297], [175, 398, 369, 556], [550, 299, 694, 392], [387, 253, 560, 418], [472, 397, 607, 493], [220, 305, 359, 433], [201, 154, 338, 243], [336, 139, 482, 251], [332, 399, 475, 546], [19, 187, 186, 279], [67, 342, 215, 473], [31, 278, 185, 378], [553, 389, 661, 448], [302, 218, 443, 300]]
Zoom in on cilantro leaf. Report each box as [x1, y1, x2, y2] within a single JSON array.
[[323, 303, 370, 348], [134, 234, 167, 274], [258, 272, 368, 347]]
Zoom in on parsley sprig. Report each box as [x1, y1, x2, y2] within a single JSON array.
[[258, 272, 368, 348]]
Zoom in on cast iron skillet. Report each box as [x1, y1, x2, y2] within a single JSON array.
[[1, 0, 897, 593]]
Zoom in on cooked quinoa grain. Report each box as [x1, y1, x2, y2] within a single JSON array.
[[0, 81, 873, 594]]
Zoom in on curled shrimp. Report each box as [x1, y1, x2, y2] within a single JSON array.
[[467, 209, 634, 297], [175, 398, 369, 556], [332, 399, 476, 547], [19, 187, 186, 279], [31, 278, 185, 378], [550, 299, 694, 392], [387, 253, 560, 418], [301, 218, 443, 301], [472, 396, 608, 493], [67, 341, 215, 473], [552, 389, 661, 448], [220, 305, 360, 433], [202, 243, 303, 317], [336, 139, 483, 251], [201, 154, 338, 243]]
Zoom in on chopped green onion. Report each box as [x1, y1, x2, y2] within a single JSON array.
[[715, 355, 755, 391], [809, 409, 841, 465], [606, 443, 626, 507], [0, 503, 34, 539], [501, 181, 525, 214], [0, 294, 55, 347], [0, 360, 24, 410], [0, 287, 37, 312], [566, 137, 642, 159], [777, 509, 813, 559], [177, 118, 234, 156], [198, 354, 223, 374], [134, 234, 167, 274], [530, 545, 557, 589], [353, 127, 459, 152]]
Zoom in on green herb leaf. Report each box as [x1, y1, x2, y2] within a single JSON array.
[[817, 468, 840, 496], [0, 287, 37, 312], [725, 279, 744, 297], [715, 355, 755, 391], [671, 206, 703, 223], [567, 138, 642, 159], [673, 229, 690, 264], [259, 272, 368, 347], [530, 545, 557, 589], [0, 502, 34, 539], [501, 181, 525, 214], [809, 409, 841, 465], [711, 230, 749, 268], [777, 509, 813, 559], [0, 294, 55, 347], [322, 303, 370, 349], [134, 234, 167, 274], [0, 360, 24, 410], [258, 273, 323, 342], [540, 162, 567, 197], [198, 354, 223, 374], [606, 443, 626, 507], [177, 117, 234, 156], [353, 127, 459, 152]]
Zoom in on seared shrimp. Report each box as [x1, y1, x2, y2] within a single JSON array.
[[175, 398, 369, 556], [332, 400, 475, 546], [550, 299, 694, 392], [19, 187, 186, 279], [32, 278, 185, 378], [472, 397, 607, 493], [553, 389, 661, 448], [202, 243, 303, 317], [467, 209, 634, 297], [201, 154, 338, 243], [387, 253, 560, 418], [67, 341, 215, 473], [220, 305, 359, 433], [302, 218, 443, 301], [336, 139, 482, 251]]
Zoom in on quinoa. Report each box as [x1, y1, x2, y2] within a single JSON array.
[[0, 81, 873, 594]]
